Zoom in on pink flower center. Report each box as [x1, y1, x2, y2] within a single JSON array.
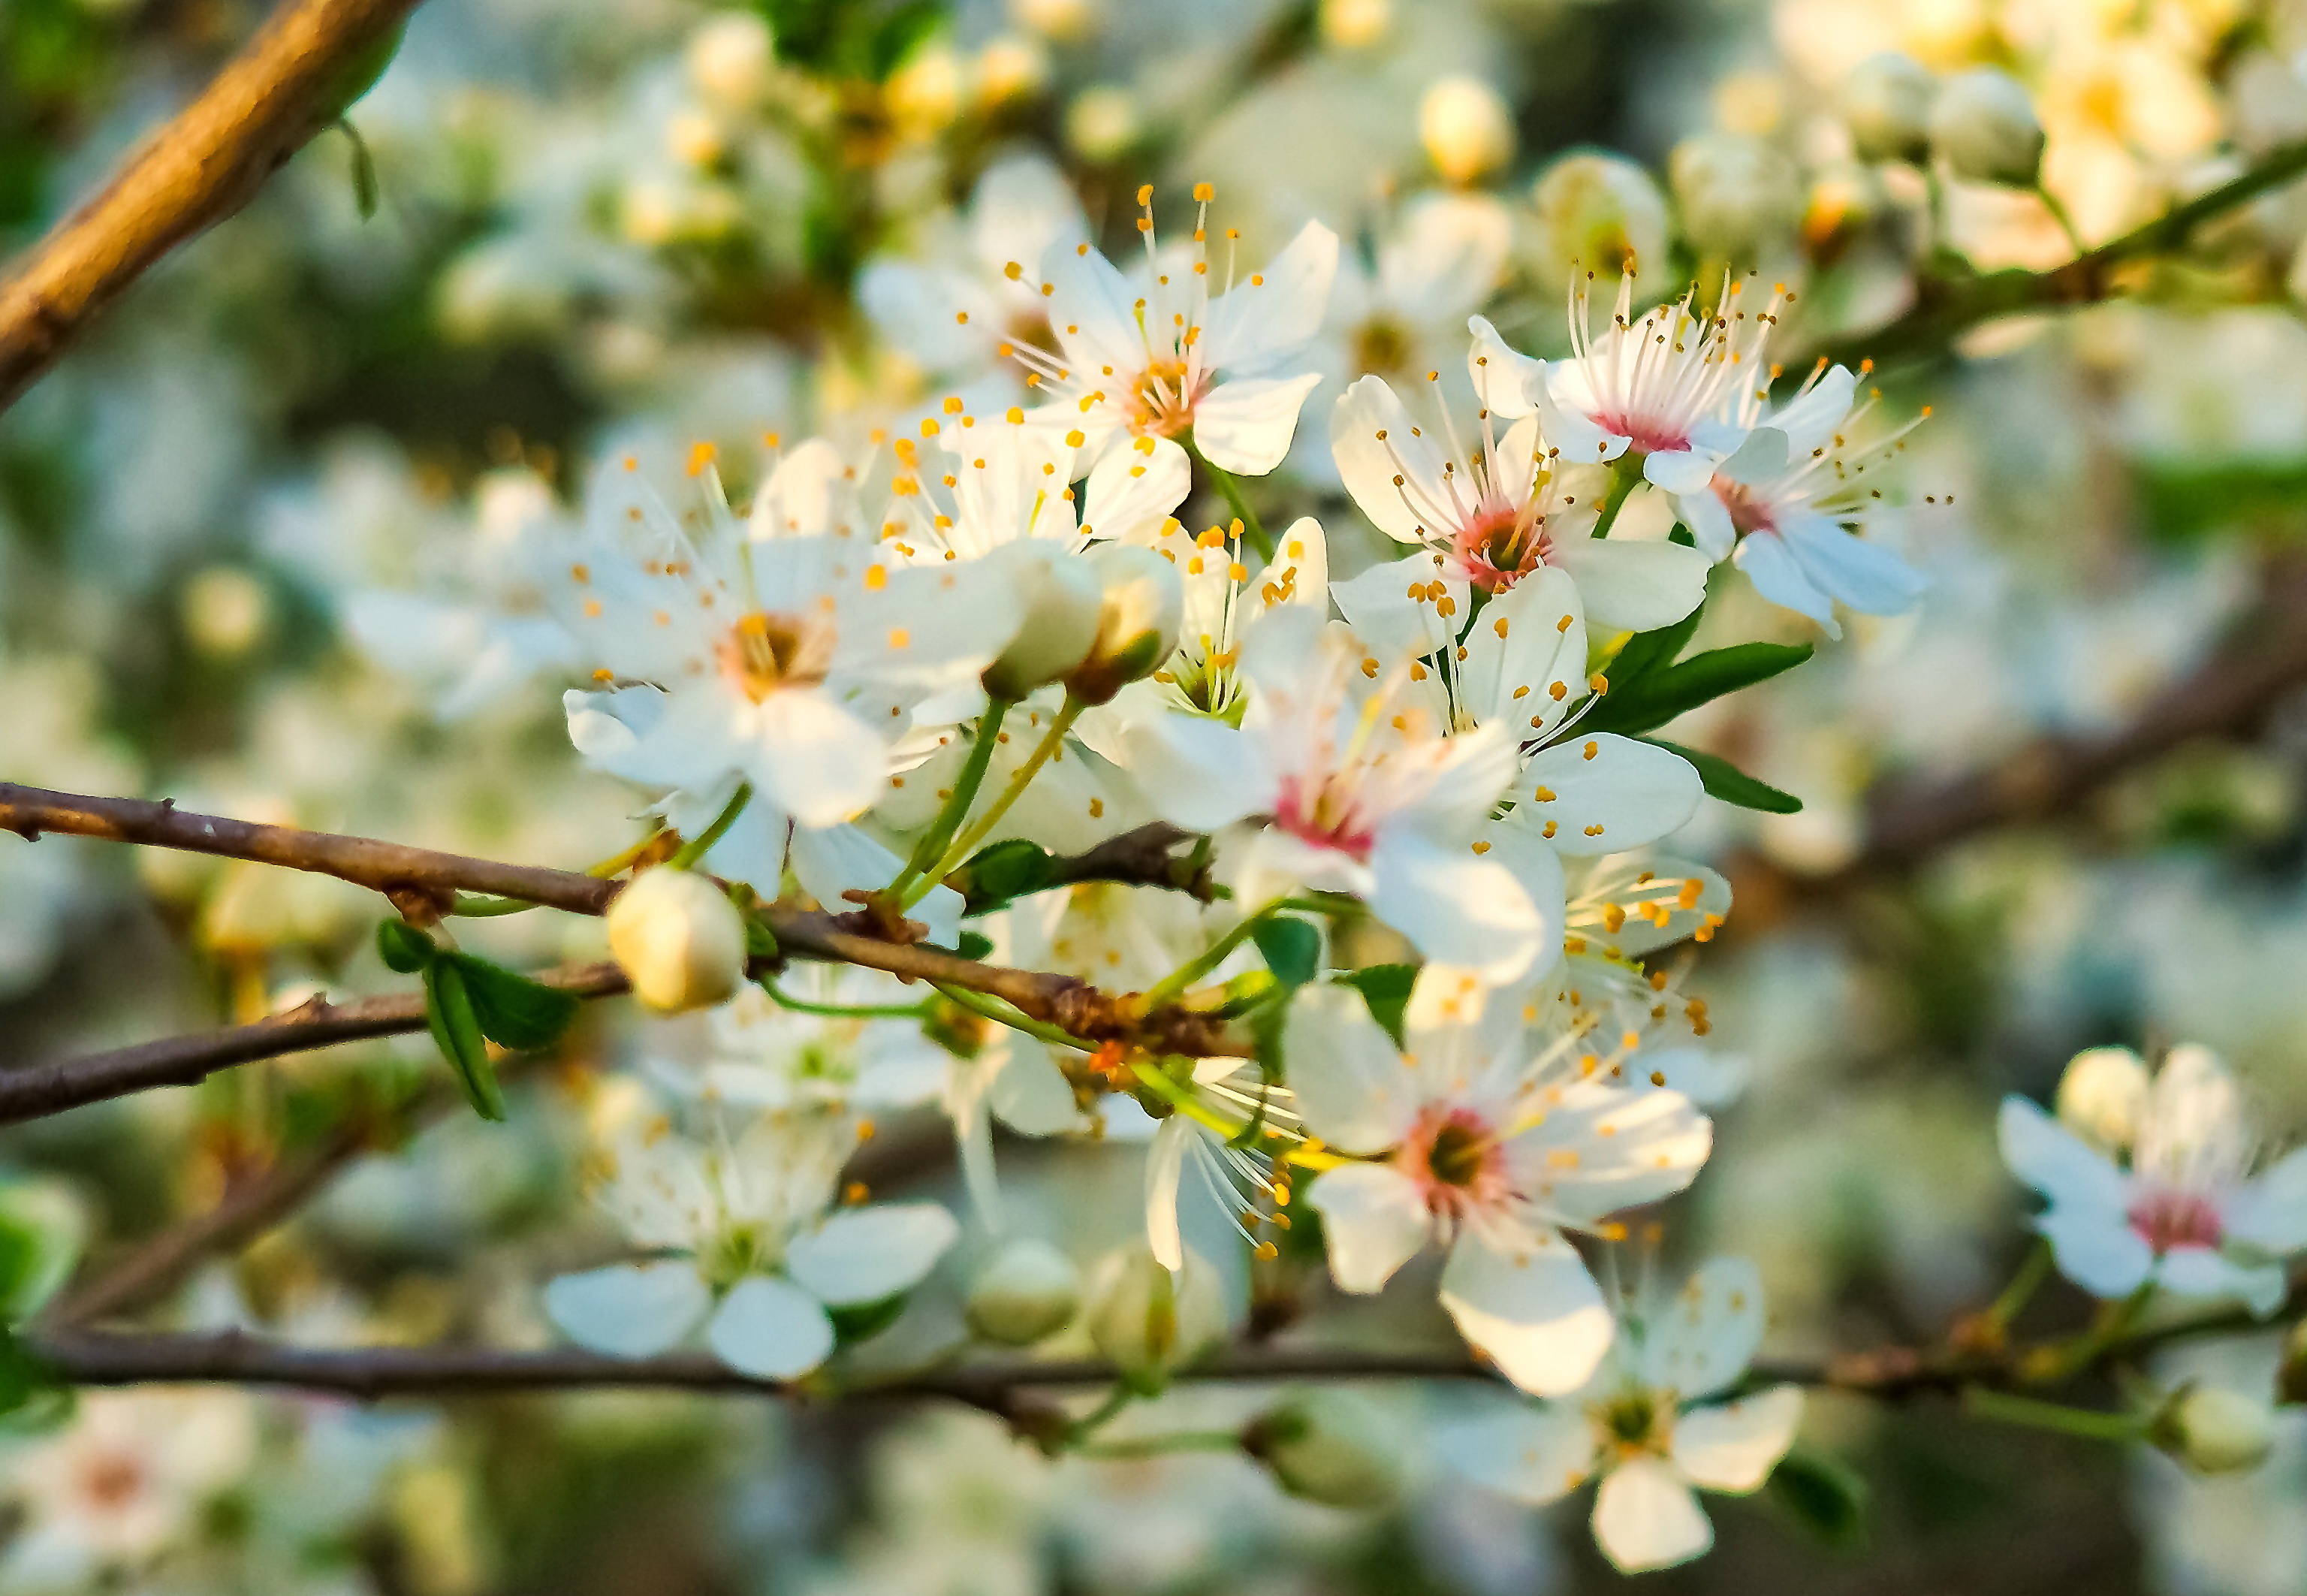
[[1592, 412, 1691, 456], [718, 610, 834, 701], [1713, 481, 1776, 536], [2127, 1187, 2224, 1253], [1398, 1106, 1509, 1221], [1274, 773, 1377, 862], [1128, 356, 1208, 439], [79, 1450, 146, 1513], [1450, 506, 1550, 593]]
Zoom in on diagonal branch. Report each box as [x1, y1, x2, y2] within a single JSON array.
[[0, 0, 426, 414]]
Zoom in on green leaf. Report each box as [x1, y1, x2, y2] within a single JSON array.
[[954, 838, 1055, 915], [424, 962, 506, 1122], [867, 0, 946, 79], [339, 119, 378, 219], [1579, 641, 1812, 735], [0, 1328, 54, 1422], [828, 1292, 909, 1345], [1603, 599, 1705, 689], [1644, 738, 1804, 813], [446, 954, 580, 1052], [1337, 964, 1417, 1048], [1585, 641, 1813, 735], [954, 930, 995, 962], [1767, 1447, 1868, 1548], [1251, 916, 1322, 988], [377, 919, 435, 974], [744, 911, 780, 961], [0, 1183, 81, 1321]]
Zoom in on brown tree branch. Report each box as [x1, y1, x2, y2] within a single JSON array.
[[0, 0, 425, 413]]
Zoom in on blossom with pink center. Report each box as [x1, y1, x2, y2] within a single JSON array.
[[2000, 1044, 2307, 1314], [1326, 358, 1711, 654], [1113, 604, 1547, 982], [1676, 360, 1929, 638], [1288, 968, 1712, 1395]]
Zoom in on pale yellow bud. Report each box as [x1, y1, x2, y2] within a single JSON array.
[[888, 46, 966, 140], [1319, 0, 1389, 49], [964, 1237, 1081, 1345], [1065, 86, 1141, 163], [1930, 68, 2043, 186], [1065, 542, 1184, 706], [181, 566, 272, 661], [2055, 1046, 2150, 1153], [2157, 1385, 2276, 1476], [1084, 1245, 1226, 1392], [605, 867, 747, 1014], [1530, 152, 1668, 285], [1669, 132, 1802, 260], [982, 542, 1103, 701], [1010, 0, 1096, 44], [687, 13, 774, 109], [1420, 76, 1515, 186], [976, 36, 1050, 107], [1843, 51, 1936, 164], [1248, 1389, 1401, 1507]]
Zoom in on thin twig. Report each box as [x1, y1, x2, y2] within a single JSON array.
[[0, 0, 425, 412]]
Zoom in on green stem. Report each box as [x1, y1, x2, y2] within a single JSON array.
[[1064, 1384, 1138, 1441], [586, 831, 671, 879], [668, 783, 752, 870], [1983, 1238, 2056, 1335], [1962, 1386, 2146, 1444], [914, 698, 1084, 904], [933, 982, 1090, 1052], [2036, 181, 2086, 257], [1140, 899, 1283, 1009], [1074, 1429, 1244, 1460], [1190, 442, 1274, 563], [888, 698, 1012, 901], [449, 894, 538, 917], [761, 980, 931, 1021], [1591, 456, 1642, 540]]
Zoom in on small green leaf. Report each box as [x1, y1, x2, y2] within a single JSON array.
[[377, 919, 435, 974], [1767, 1447, 1868, 1548], [447, 954, 581, 1052], [1251, 916, 1322, 988], [954, 838, 1055, 915], [828, 1292, 909, 1345], [0, 1328, 54, 1422], [743, 910, 780, 961], [339, 119, 378, 219], [425, 962, 505, 1122], [1581, 641, 1813, 736], [1644, 738, 1804, 813], [955, 930, 995, 962], [0, 1183, 82, 1321], [1604, 599, 1705, 688], [1337, 964, 1417, 1048]]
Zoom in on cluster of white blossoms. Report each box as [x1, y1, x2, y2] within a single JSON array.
[[409, 183, 1948, 1525]]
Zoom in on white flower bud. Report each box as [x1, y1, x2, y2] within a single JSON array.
[[976, 36, 1050, 107], [181, 566, 272, 661], [1066, 87, 1141, 163], [687, 13, 774, 109], [888, 46, 966, 140], [2157, 1385, 2276, 1475], [1247, 1389, 1401, 1508], [2055, 1046, 2151, 1153], [1930, 68, 2044, 187], [1669, 132, 1802, 260], [1530, 152, 1669, 285], [964, 1236, 1082, 1345], [1011, 0, 1096, 44], [1066, 543, 1184, 706], [982, 542, 1105, 701], [1085, 1245, 1226, 1392], [1842, 52, 1936, 164], [605, 867, 747, 1014], [1419, 77, 1515, 187], [1319, 0, 1389, 50]]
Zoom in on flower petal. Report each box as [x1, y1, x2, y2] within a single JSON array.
[[1145, 1118, 1191, 1272], [1307, 1162, 1434, 1293], [1733, 531, 1838, 635], [1515, 734, 1702, 857], [1370, 828, 1545, 983], [1440, 1226, 1615, 1396], [1639, 1256, 1766, 1401], [544, 1263, 710, 1358], [1671, 1386, 1804, 1492], [707, 1276, 837, 1379], [1591, 1455, 1714, 1573], [1194, 373, 1325, 475], [1283, 982, 1425, 1151], [1549, 536, 1712, 634], [785, 1202, 960, 1305], [1434, 1398, 1597, 1504], [1998, 1097, 2128, 1212], [746, 692, 888, 828], [2228, 1147, 2307, 1254]]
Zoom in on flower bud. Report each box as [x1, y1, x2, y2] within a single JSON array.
[[2055, 1046, 2151, 1153], [1842, 52, 1935, 164], [1245, 1389, 1401, 1508], [1669, 132, 1802, 261], [964, 1236, 1082, 1345], [1319, 0, 1389, 50], [1930, 68, 2043, 187], [605, 867, 747, 1014], [181, 566, 273, 661], [687, 13, 774, 109], [1011, 0, 1096, 44], [1529, 152, 1668, 285], [1065, 86, 1141, 163], [1084, 1245, 1226, 1393], [982, 542, 1105, 701], [1419, 76, 1515, 187], [1065, 543, 1184, 706], [2155, 1385, 2277, 1476]]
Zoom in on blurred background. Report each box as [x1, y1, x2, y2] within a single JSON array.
[[5, 0, 2307, 1589]]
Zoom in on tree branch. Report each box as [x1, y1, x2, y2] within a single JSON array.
[[1803, 135, 2307, 374], [0, 0, 424, 413]]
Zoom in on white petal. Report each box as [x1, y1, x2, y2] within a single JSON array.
[[1145, 1118, 1191, 1272], [1469, 823, 1567, 990], [1434, 1400, 1597, 1504], [1468, 315, 1548, 418], [1591, 1455, 1714, 1573], [707, 1276, 837, 1379], [785, 1202, 960, 1305], [991, 1045, 1085, 1135], [1331, 375, 1453, 543], [1453, 565, 1587, 738], [2157, 1247, 2287, 1314], [1777, 513, 1927, 615], [2228, 1147, 2307, 1253], [1308, 1162, 1434, 1292], [1672, 1386, 1804, 1492], [1040, 240, 1146, 376], [544, 1263, 710, 1358], [1370, 829, 1543, 982], [1083, 436, 1192, 540], [1116, 711, 1273, 831], [1680, 487, 1736, 560], [1551, 537, 1712, 634], [1712, 426, 1788, 485], [1733, 532, 1838, 635], [1506, 1082, 1711, 1223], [1998, 1097, 2129, 1212], [1378, 193, 1511, 321], [2036, 1202, 2155, 1300], [1639, 1257, 1766, 1401], [1440, 1227, 1615, 1395], [1330, 550, 1464, 663], [1194, 373, 1325, 476], [1283, 982, 1423, 1151], [1642, 448, 1721, 494], [1766, 365, 1856, 455], [1208, 219, 1339, 370], [747, 692, 887, 827], [1515, 735, 1702, 857]]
